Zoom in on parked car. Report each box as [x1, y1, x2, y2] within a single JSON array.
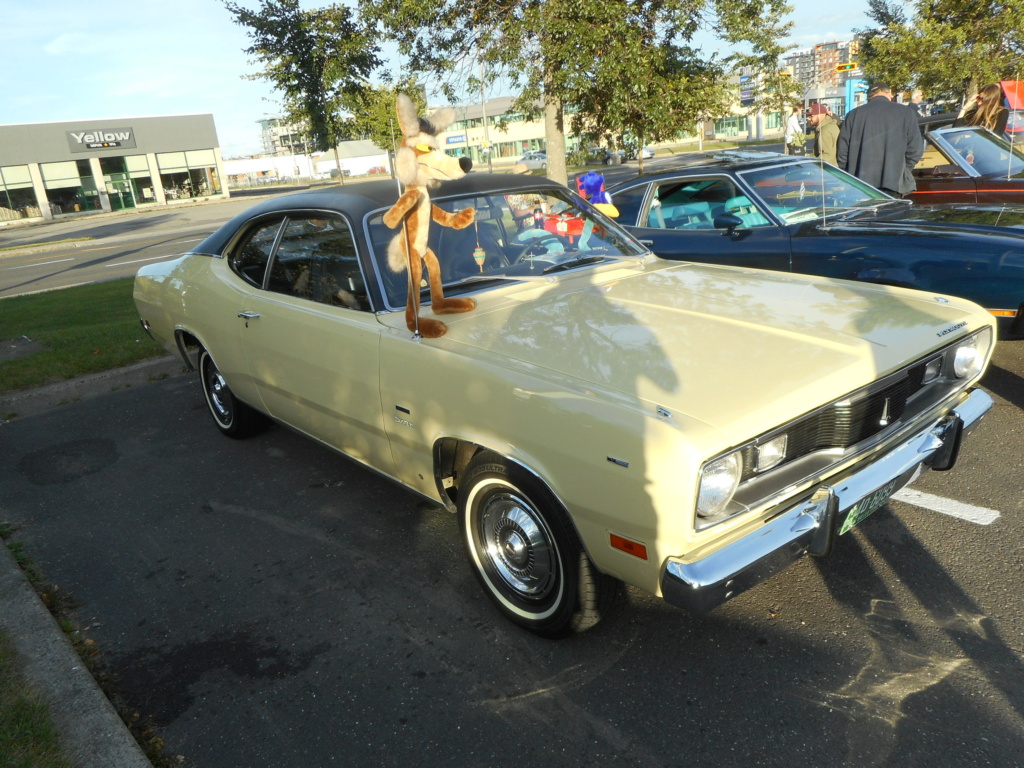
[[517, 150, 547, 170], [607, 150, 1024, 336], [910, 125, 1024, 206], [585, 147, 623, 165], [135, 172, 995, 637]]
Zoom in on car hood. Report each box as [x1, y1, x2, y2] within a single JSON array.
[[839, 202, 1024, 236], [426, 261, 990, 443]]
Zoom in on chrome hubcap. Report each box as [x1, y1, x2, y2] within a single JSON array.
[[205, 361, 232, 424], [479, 492, 556, 600]]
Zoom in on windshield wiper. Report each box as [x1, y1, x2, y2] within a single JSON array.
[[542, 255, 607, 274]]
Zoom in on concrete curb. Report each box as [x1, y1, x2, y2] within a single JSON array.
[[0, 542, 153, 768], [0, 355, 189, 421]]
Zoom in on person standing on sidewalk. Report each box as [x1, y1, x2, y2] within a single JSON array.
[[784, 106, 806, 155], [837, 83, 922, 197], [808, 104, 840, 167]]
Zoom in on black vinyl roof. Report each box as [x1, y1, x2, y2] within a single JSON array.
[[194, 173, 566, 256]]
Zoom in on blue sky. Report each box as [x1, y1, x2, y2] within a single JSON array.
[[0, 0, 872, 158]]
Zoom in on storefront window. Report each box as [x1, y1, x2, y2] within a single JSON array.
[[40, 159, 100, 215], [157, 149, 221, 199], [0, 165, 42, 221], [765, 112, 784, 131], [713, 116, 749, 137]]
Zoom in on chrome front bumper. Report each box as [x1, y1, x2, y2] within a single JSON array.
[[660, 388, 993, 615]]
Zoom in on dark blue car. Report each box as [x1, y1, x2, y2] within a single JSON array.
[[607, 151, 1024, 337]]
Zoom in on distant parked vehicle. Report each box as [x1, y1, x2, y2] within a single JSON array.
[[517, 150, 547, 170]]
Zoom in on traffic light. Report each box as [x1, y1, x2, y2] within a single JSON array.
[[836, 63, 857, 72]]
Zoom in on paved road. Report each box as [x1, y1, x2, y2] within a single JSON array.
[[1, 340, 1021, 767]]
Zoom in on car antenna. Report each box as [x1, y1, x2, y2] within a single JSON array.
[[390, 114, 421, 339], [819, 152, 829, 231], [1008, 73, 1020, 181]]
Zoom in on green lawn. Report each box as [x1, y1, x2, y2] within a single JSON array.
[[0, 278, 165, 396]]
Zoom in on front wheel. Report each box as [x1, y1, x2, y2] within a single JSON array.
[[199, 349, 265, 438], [458, 451, 618, 636]]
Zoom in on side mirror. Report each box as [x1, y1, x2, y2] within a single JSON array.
[[931, 163, 967, 178], [714, 212, 744, 233]]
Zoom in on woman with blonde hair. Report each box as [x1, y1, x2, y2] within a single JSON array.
[[954, 83, 1009, 135]]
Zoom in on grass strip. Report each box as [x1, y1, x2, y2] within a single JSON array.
[[0, 278, 165, 395]]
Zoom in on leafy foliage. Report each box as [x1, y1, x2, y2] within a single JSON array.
[[859, 0, 1024, 100], [340, 79, 429, 156], [224, 0, 382, 153], [360, 0, 796, 183]]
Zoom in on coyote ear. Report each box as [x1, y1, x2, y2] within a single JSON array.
[[423, 107, 456, 134], [396, 94, 421, 139]]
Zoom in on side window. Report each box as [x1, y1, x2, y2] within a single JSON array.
[[608, 184, 649, 227], [266, 215, 369, 310], [647, 181, 717, 230], [229, 220, 283, 288], [915, 139, 953, 171]]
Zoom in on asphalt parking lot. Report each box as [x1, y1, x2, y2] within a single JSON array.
[[1, 336, 1022, 767]]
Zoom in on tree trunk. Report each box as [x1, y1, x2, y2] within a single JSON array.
[[543, 72, 568, 187], [333, 146, 345, 185]]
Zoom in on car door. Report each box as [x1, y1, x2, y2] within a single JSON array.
[[613, 175, 793, 271], [909, 135, 979, 204], [235, 213, 393, 473]]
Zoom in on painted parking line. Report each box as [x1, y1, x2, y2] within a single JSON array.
[[105, 255, 177, 267], [891, 488, 1001, 525], [8, 258, 74, 269]]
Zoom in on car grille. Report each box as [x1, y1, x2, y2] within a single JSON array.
[[738, 358, 931, 482]]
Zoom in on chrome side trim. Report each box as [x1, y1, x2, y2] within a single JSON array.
[[661, 388, 993, 614]]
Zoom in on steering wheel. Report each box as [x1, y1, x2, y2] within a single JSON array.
[[513, 234, 565, 264]]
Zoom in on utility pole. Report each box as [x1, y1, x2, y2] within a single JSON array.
[[479, 58, 493, 172]]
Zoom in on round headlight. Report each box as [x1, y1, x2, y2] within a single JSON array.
[[953, 340, 982, 379], [697, 452, 742, 520]]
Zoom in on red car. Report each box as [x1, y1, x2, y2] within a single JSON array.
[[910, 124, 1024, 205]]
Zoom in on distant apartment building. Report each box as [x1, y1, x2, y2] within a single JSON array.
[[781, 38, 860, 90], [257, 117, 312, 157]]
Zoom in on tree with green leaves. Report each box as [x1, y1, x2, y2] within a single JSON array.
[[340, 79, 428, 160], [224, 0, 382, 182], [859, 0, 1024, 104], [360, 0, 795, 185]]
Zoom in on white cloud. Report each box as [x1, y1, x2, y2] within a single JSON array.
[[43, 32, 102, 56]]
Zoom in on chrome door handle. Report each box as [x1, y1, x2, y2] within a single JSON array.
[[638, 239, 654, 246], [237, 311, 261, 319]]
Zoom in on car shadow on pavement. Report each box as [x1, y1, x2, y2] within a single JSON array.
[[982, 363, 1024, 410], [811, 511, 1024, 762]]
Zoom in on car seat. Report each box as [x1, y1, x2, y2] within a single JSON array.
[[723, 196, 770, 227], [660, 201, 714, 229]]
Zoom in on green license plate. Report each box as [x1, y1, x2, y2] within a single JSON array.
[[839, 478, 898, 535]]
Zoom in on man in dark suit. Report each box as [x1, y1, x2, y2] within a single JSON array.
[[837, 83, 923, 197]]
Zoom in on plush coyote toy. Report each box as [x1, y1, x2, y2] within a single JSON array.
[[383, 94, 476, 338]]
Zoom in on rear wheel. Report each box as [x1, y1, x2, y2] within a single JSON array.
[[199, 350, 265, 438], [458, 451, 618, 636]]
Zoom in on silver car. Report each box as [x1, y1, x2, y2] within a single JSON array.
[[517, 150, 547, 170]]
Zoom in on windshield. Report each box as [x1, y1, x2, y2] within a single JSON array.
[[366, 186, 647, 310], [738, 161, 893, 223], [939, 128, 1024, 177]]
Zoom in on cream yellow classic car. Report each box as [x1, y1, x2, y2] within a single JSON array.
[[134, 173, 996, 637]]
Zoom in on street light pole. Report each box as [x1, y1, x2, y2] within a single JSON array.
[[479, 59, 493, 172]]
